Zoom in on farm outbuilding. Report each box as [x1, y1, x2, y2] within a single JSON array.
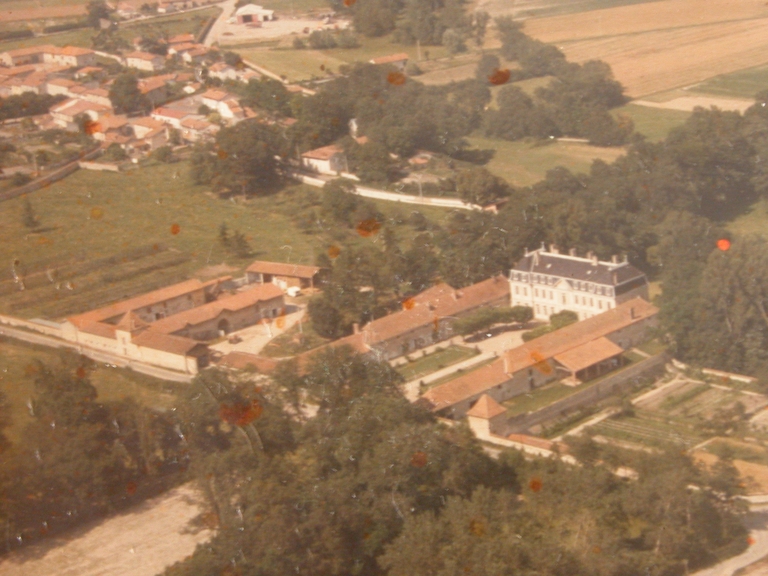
[[234, 4, 275, 24]]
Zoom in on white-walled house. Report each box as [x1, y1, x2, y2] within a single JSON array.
[[124, 51, 165, 72], [509, 245, 649, 321]]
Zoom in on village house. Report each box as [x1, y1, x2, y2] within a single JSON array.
[[207, 62, 239, 81], [74, 66, 104, 80], [179, 116, 219, 142], [44, 46, 97, 68], [301, 144, 347, 175], [50, 98, 112, 131], [369, 52, 409, 72], [80, 87, 112, 107], [90, 114, 130, 143], [420, 297, 659, 419], [151, 106, 192, 129], [167, 33, 196, 46], [233, 4, 274, 23], [200, 88, 253, 123], [124, 51, 166, 72], [128, 116, 169, 150], [138, 76, 169, 106], [182, 46, 210, 65], [246, 261, 324, 291], [510, 245, 649, 321], [45, 77, 78, 97], [115, 1, 140, 19], [9, 71, 48, 95]]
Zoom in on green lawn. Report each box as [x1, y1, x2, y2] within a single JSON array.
[[237, 34, 451, 82], [727, 197, 768, 240], [260, 318, 328, 358], [690, 65, 768, 100], [504, 380, 591, 417], [0, 338, 179, 444], [421, 356, 497, 391], [466, 135, 626, 187], [636, 338, 667, 357], [0, 160, 452, 320], [258, 0, 328, 12], [397, 345, 478, 381], [613, 104, 690, 142]]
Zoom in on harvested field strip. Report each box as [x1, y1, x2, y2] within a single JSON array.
[[659, 383, 709, 410], [552, 19, 768, 97], [523, 0, 768, 43]]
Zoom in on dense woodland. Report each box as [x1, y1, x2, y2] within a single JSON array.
[[167, 352, 746, 575]]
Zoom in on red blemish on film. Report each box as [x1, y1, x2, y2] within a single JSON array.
[[356, 218, 381, 237], [84, 120, 101, 135], [343, 0, 356, 5], [530, 351, 552, 375], [488, 68, 511, 85], [387, 71, 406, 86], [90, 207, 103, 220], [402, 297, 415, 310], [529, 477, 543, 492], [410, 451, 427, 468], [469, 518, 486, 536], [219, 399, 263, 426], [126, 481, 137, 496], [717, 238, 731, 251], [170, 223, 181, 235], [217, 149, 228, 159], [328, 245, 341, 258], [275, 308, 286, 329], [76, 366, 86, 379]]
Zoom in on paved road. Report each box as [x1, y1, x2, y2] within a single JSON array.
[[202, 0, 237, 46], [692, 505, 768, 576]]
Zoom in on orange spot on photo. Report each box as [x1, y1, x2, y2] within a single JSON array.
[[488, 68, 511, 85]]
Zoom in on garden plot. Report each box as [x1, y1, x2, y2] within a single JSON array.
[[591, 412, 703, 449]]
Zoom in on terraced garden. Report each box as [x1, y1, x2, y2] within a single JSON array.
[[591, 411, 704, 449]]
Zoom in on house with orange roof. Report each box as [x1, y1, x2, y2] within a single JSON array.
[[50, 98, 113, 130], [138, 76, 168, 106], [129, 116, 169, 149], [246, 261, 324, 291], [151, 106, 192, 129], [179, 115, 219, 142], [74, 66, 104, 80], [0, 45, 54, 66], [168, 33, 196, 45], [301, 144, 346, 176], [45, 77, 79, 97], [43, 46, 96, 68], [420, 297, 659, 419], [124, 51, 165, 72], [369, 52, 409, 72]]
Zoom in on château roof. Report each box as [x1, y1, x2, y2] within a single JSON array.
[[466, 394, 507, 419], [512, 248, 646, 287]]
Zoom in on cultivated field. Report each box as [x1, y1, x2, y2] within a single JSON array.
[[0, 161, 450, 319], [522, 0, 768, 97]]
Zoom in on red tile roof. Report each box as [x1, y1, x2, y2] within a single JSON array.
[[553, 336, 623, 373], [246, 260, 321, 279], [67, 278, 206, 328], [466, 394, 506, 419], [301, 144, 343, 161], [148, 284, 284, 334], [421, 358, 509, 412], [370, 52, 409, 65], [132, 330, 206, 355]]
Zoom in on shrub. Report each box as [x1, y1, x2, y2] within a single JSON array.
[[292, 37, 306, 49], [11, 172, 32, 187], [308, 30, 337, 49]]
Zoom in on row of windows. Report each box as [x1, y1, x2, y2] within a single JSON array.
[[510, 274, 615, 296]]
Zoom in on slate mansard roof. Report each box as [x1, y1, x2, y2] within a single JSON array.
[[511, 248, 647, 292]]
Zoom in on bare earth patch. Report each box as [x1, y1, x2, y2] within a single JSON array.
[[633, 95, 756, 113], [693, 452, 768, 496], [0, 484, 213, 576]]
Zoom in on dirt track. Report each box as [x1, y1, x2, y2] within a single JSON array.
[[0, 484, 213, 576]]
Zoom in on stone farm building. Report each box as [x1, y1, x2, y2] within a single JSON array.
[[124, 51, 166, 72], [294, 275, 511, 370], [301, 144, 346, 176], [510, 245, 649, 321], [234, 4, 275, 23], [62, 278, 284, 375], [420, 297, 658, 418], [246, 261, 323, 290]]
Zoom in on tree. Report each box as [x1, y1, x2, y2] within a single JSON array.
[[22, 196, 40, 228], [151, 145, 173, 163], [455, 166, 511, 206], [212, 122, 282, 195], [307, 294, 345, 339], [353, 0, 397, 37], [475, 53, 500, 82], [218, 222, 230, 247], [344, 138, 392, 183], [102, 142, 128, 161], [442, 28, 464, 55], [473, 10, 490, 47], [550, 309, 578, 329], [108, 73, 151, 114], [240, 77, 293, 117], [232, 230, 252, 257], [86, 0, 111, 28]]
